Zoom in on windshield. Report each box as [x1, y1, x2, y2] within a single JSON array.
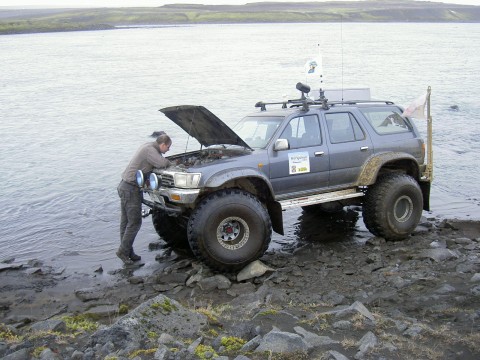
[[234, 116, 284, 149]]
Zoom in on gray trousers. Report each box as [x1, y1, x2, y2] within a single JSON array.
[[117, 180, 143, 255]]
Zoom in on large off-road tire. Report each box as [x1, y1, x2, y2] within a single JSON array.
[[362, 173, 423, 240], [187, 189, 272, 272], [152, 210, 188, 247]]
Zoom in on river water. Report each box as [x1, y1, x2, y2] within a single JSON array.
[[1, 23, 479, 275]]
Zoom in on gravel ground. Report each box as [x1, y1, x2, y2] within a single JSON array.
[[1, 213, 479, 359]]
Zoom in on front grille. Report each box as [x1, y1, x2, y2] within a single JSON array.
[[160, 173, 175, 187]]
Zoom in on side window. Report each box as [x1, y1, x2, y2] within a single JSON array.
[[279, 115, 321, 149], [326, 112, 365, 143], [360, 108, 412, 135]]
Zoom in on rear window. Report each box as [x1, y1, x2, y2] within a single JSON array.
[[360, 107, 412, 135]]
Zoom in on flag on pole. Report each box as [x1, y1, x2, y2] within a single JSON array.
[[304, 51, 323, 88], [402, 92, 427, 119]]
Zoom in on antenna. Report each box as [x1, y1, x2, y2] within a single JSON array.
[[340, 14, 344, 102]]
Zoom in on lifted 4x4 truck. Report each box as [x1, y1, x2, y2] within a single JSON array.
[[136, 83, 433, 271]]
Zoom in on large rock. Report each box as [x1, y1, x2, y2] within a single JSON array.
[[254, 329, 309, 353], [90, 294, 207, 349], [237, 260, 274, 282]]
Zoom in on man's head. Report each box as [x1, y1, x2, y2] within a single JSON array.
[[156, 134, 172, 154]]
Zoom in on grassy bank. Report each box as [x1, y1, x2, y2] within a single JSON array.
[[1, 1, 479, 35]]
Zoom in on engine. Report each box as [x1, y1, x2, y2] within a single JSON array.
[[168, 147, 250, 169]]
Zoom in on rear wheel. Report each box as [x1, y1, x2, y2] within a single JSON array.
[[187, 189, 272, 272], [362, 173, 423, 240]]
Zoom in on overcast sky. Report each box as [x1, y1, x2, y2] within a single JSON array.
[[2, 0, 479, 9]]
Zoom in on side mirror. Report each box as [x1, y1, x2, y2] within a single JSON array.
[[274, 139, 289, 151]]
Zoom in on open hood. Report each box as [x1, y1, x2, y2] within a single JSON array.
[[160, 105, 252, 150]]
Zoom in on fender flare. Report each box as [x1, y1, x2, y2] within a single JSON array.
[[205, 167, 275, 193], [356, 152, 420, 186]]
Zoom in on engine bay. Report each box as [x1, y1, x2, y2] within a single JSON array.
[[168, 147, 251, 169]]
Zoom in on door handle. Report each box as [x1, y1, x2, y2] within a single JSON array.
[[314, 151, 325, 156], [360, 146, 369, 151]]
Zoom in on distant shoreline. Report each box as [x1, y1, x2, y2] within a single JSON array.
[[1, 1, 479, 35]]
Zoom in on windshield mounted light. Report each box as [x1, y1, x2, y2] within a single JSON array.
[[174, 173, 201, 188], [136, 170, 144, 187], [149, 173, 160, 190]]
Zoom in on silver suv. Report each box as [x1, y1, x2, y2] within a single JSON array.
[[137, 83, 433, 271]]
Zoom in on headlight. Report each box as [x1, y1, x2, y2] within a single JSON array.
[[149, 173, 160, 190], [136, 170, 144, 187], [174, 173, 201, 188]]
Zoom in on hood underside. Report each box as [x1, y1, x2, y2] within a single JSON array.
[[160, 105, 252, 150]]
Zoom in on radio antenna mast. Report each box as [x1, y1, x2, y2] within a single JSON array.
[[340, 14, 344, 102]]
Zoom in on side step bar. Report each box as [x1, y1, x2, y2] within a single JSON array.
[[279, 188, 364, 210]]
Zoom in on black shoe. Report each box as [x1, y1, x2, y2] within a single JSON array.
[[116, 250, 133, 265], [130, 252, 141, 261]]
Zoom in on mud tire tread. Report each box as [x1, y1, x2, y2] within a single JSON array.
[[363, 173, 423, 241], [187, 189, 272, 272]]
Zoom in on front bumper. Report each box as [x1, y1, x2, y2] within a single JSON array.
[[142, 187, 200, 214]]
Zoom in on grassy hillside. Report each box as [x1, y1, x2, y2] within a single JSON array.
[[1, 1, 479, 35]]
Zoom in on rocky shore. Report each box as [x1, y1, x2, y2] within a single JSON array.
[[1, 214, 480, 359]]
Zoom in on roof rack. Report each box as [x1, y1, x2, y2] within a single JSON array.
[[255, 83, 395, 111]]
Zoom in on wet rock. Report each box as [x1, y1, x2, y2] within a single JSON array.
[[435, 284, 456, 294], [93, 265, 103, 273], [154, 272, 189, 285], [332, 301, 375, 324], [254, 329, 309, 353], [71, 350, 84, 359], [1, 257, 15, 264], [2, 348, 30, 360], [91, 294, 207, 350], [323, 290, 346, 306], [418, 248, 459, 262], [39, 347, 61, 359], [429, 240, 446, 248], [355, 331, 378, 359], [471, 285, 480, 296], [237, 260, 274, 282], [25, 267, 42, 275], [455, 237, 473, 245], [240, 335, 261, 352], [128, 276, 144, 284], [154, 344, 172, 359], [471, 273, 480, 282], [0, 263, 22, 272], [403, 324, 424, 338], [233, 356, 251, 360], [198, 274, 231, 291], [328, 350, 350, 360], [294, 326, 339, 347], [187, 336, 203, 354], [75, 287, 104, 302], [85, 304, 119, 319], [30, 319, 66, 333], [227, 282, 256, 297], [366, 236, 386, 247]]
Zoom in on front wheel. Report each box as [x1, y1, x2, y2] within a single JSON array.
[[187, 189, 272, 272], [362, 173, 423, 240]]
